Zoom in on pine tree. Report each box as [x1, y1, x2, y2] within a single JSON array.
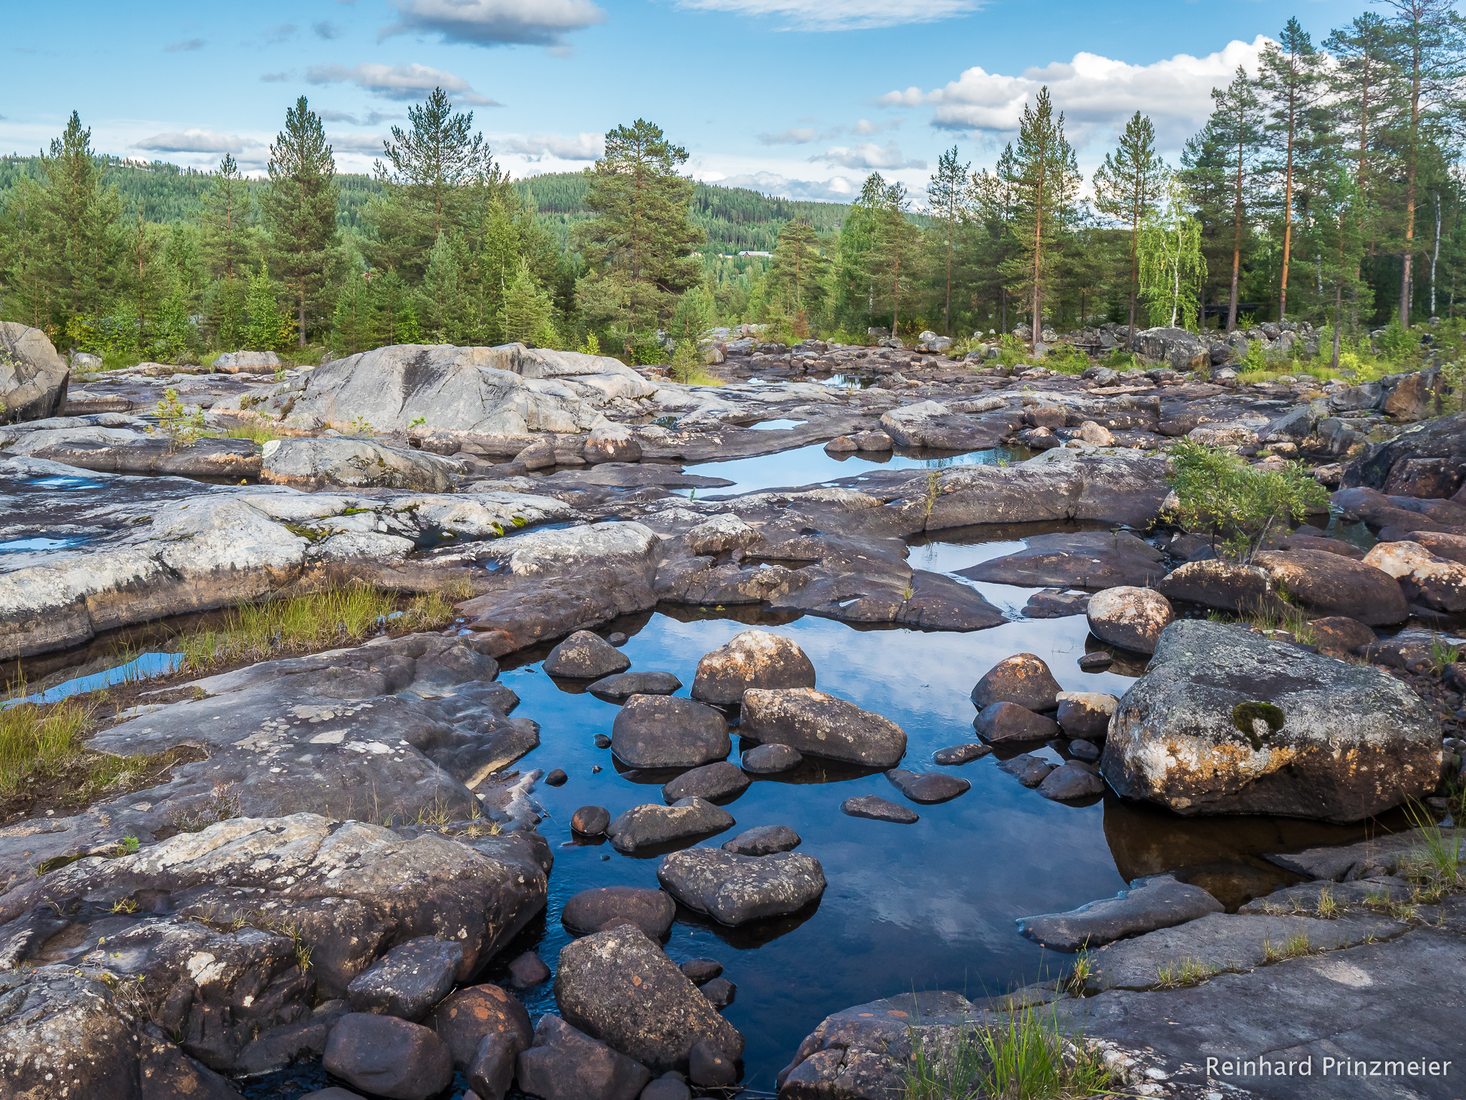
[[926, 146, 971, 334], [765, 218, 829, 335], [867, 182, 921, 336], [263, 96, 338, 347], [970, 144, 1020, 331], [1376, 0, 1466, 325], [1093, 112, 1167, 339], [1006, 88, 1081, 349], [832, 174, 887, 332], [330, 250, 373, 355], [369, 87, 503, 279], [418, 233, 473, 343], [201, 153, 252, 281], [0, 112, 126, 336], [577, 119, 704, 339], [243, 263, 293, 352], [1258, 18, 1326, 321], [501, 260, 557, 347]]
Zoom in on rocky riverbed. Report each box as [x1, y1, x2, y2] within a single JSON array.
[[2, 323, 1465, 1100]]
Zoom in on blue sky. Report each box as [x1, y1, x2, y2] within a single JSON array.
[[2, 0, 1377, 203]]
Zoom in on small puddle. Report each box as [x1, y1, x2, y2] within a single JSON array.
[[820, 373, 876, 389], [746, 418, 806, 432], [0, 536, 90, 554], [678, 443, 1026, 499], [25, 474, 107, 491], [7, 651, 184, 705]]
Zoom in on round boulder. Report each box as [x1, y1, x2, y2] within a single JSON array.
[[691, 630, 816, 707], [545, 631, 632, 680], [658, 848, 826, 926], [323, 1013, 453, 1100], [1086, 586, 1174, 655], [970, 653, 1062, 712], [738, 688, 906, 768], [563, 886, 676, 940], [611, 695, 731, 770]]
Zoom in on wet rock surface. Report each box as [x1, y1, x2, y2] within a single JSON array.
[[658, 847, 827, 925]]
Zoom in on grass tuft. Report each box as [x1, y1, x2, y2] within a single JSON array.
[[0, 693, 98, 796]]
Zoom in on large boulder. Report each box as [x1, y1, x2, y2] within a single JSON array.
[[1252, 549, 1409, 625], [1133, 327, 1209, 372], [1341, 411, 1466, 499], [1086, 586, 1174, 655], [970, 653, 1062, 712], [213, 350, 282, 374], [260, 437, 457, 492], [1155, 559, 1280, 614], [561, 886, 676, 940], [1102, 621, 1440, 821], [739, 688, 906, 768], [657, 847, 826, 925], [608, 798, 735, 854], [544, 630, 631, 679], [690, 630, 816, 707], [555, 925, 744, 1073], [0, 323, 69, 422], [322, 1013, 453, 1100], [516, 1015, 651, 1100], [610, 695, 730, 769], [1362, 540, 1466, 613], [282, 343, 657, 437]]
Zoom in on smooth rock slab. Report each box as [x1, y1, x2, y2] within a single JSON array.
[[611, 695, 731, 770], [739, 688, 906, 768], [886, 769, 971, 804], [516, 1015, 651, 1100], [562, 886, 676, 940], [323, 1013, 453, 1100], [545, 630, 631, 680], [555, 925, 744, 1072], [658, 847, 826, 926], [609, 798, 735, 855], [1019, 874, 1225, 951], [691, 629, 816, 706], [841, 795, 919, 824], [1102, 620, 1441, 821]]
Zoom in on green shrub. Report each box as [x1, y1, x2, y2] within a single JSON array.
[[153, 388, 206, 446], [1042, 342, 1090, 375], [1165, 440, 1330, 562]]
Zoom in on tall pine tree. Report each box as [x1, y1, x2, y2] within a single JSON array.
[[1006, 88, 1080, 349], [263, 96, 338, 347], [1093, 112, 1167, 339]]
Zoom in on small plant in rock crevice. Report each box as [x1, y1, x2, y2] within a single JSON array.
[[152, 387, 206, 447]]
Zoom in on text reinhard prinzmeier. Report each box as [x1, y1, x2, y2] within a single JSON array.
[[1207, 1056, 1453, 1079]]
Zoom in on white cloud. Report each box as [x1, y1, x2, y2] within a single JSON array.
[[675, 0, 982, 31], [758, 127, 820, 145], [135, 129, 250, 154], [493, 131, 604, 161], [384, 0, 606, 47], [164, 38, 206, 53], [814, 141, 924, 171], [883, 36, 1270, 161], [710, 170, 861, 202], [305, 63, 500, 106]]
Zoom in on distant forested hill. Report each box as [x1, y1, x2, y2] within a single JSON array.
[[0, 156, 850, 254]]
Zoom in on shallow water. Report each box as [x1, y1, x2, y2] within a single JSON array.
[[7, 651, 183, 705], [0, 536, 89, 553], [679, 443, 1025, 499]]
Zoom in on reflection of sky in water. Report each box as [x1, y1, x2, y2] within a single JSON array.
[[679, 443, 1021, 499], [25, 474, 107, 490], [0, 536, 88, 553], [498, 612, 1138, 1091], [8, 652, 183, 705]]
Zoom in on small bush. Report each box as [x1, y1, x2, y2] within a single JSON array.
[[1165, 440, 1330, 562], [1042, 342, 1090, 375], [0, 694, 96, 795], [153, 388, 206, 446]]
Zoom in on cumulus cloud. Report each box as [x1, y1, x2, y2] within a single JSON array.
[[164, 38, 205, 53], [882, 36, 1270, 155], [384, 0, 606, 47], [135, 129, 250, 154], [675, 0, 982, 31], [306, 63, 500, 106], [330, 133, 391, 155], [494, 131, 604, 161], [814, 141, 924, 171], [708, 170, 860, 203], [260, 71, 292, 83]]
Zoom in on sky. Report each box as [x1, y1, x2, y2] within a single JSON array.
[[2, 0, 1380, 206]]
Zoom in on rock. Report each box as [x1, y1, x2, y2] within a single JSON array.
[[1342, 411, 1466, 499], [514, 438, 557, 470], [545, 630, 632, 679], [563, 886, 677, 940], [1019, 874, 1226, 951], [974, 701, 1061, 744], [1078, 651, 1114, 672], [283, 343, 656, 437], [588, 671, 683, 702], [0, 323, 69, 422], [679, 959, 723, 984], [658, 847, 826, 925], [998, 754, 1055, 787], [1037, 763, 1106, 801], [1055, 692, 1118, 740], [740, 742, 803, 774], [690, 630, 816, 707], [722, 825, 801, 856], [323, 1013, 453, 1100], [699, 977, 736, 1008], [688, 1038, 739, 1087], [957, 530, 1165, 590], [1362, 540, 1466, 613], [1068, 738, 1101, 763], [663, 761, 750, 803], [555, 925, 744, 1072], [468, 1032, 520, 1100], [507, 951, 551, 990], [1103, 620, 1441, 821], [1074, 420, 1114, 446], [213, 350, 282, 374], [1023, 588, 1091, 617], [260, 437, 457, 492], [739, 688, 906, 768], [840, 795, 919, 824], [824, 435, 857, 454], [516, 1015, 652, 1100], [1310, 615, 1376, 658], [1086, 586, 1174, 655], [641, 1074, 692, 1100], [1252, 549, 1409, 625], [545, 768, 568, 787], [886, 769, 971, 804], [609, 798, 735, 855], [970, 653, 1063, 712], [1156, 559, 1279, 614], [685, 515, 759, 556], [932, 742, 992, 765], [586, 424, 642, 464], [611, 695, 731, 770], [346, 937, 463, 1021], [428, 984, 532, 1070], [1133, 327, 1209, 372], [852, 429, 893, 451], [572, 805, 612, 837]]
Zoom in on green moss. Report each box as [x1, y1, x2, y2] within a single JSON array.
[[1232, 700, 1285, 749]]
